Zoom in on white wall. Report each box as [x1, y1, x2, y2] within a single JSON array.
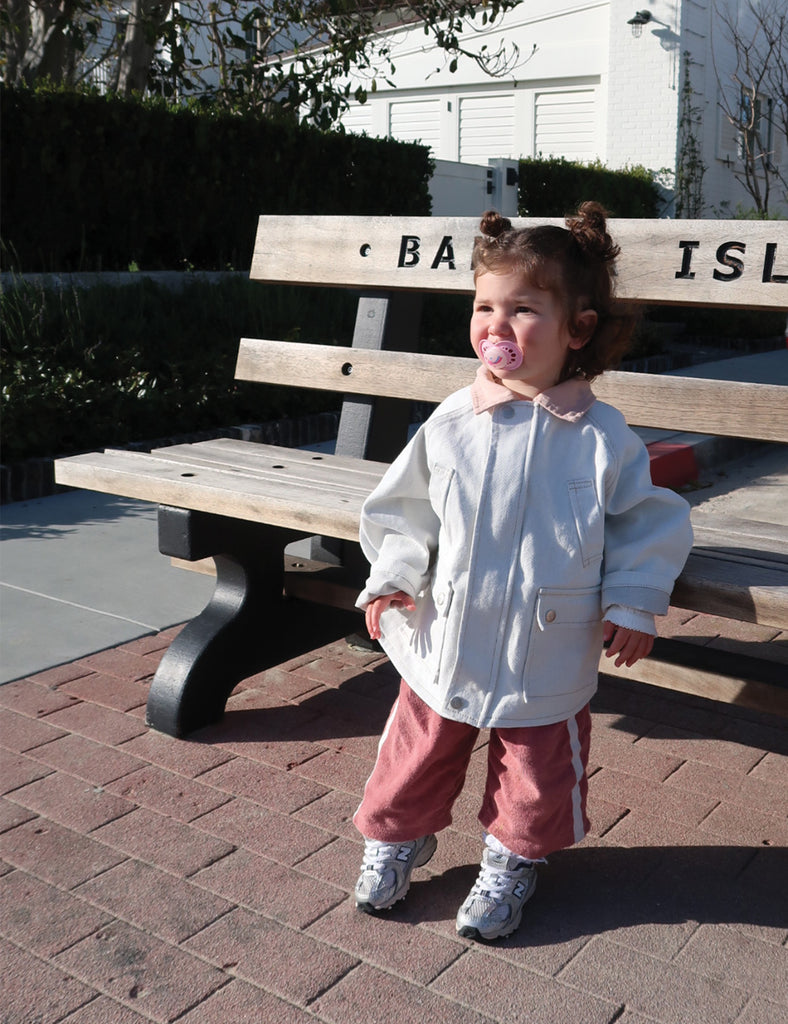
[[337, 0, 787, 219], [340, 1, 610, 164], [605, 0, 682, 175]]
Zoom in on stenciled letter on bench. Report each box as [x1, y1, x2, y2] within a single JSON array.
[[398, 235, 421, 267], [675, 240, 700, 279], [763, 242, 788, 284], [713, 241, 746, 281], [431, 236, 456, 270]]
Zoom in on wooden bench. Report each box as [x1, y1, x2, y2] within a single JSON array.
[[55, 216, 788, 736]]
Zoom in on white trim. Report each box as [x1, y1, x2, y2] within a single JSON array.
[[566, 712, 586, 845], [354, 695, 401, 827]]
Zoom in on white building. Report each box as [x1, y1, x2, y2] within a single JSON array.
[[335, 0, 787, 218]]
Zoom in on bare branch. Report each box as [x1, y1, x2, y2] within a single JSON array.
[[713, 0, 787, 214]]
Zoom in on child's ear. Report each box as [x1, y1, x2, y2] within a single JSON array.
[[568, 309, 598, 350]]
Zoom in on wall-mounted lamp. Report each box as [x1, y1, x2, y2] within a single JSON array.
[[627, 10, 652, 37]]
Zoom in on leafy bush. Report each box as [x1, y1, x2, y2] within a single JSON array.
[[0, 277, 359, 462], [0, 275, 480, 463], [518, 157, 660, 217], [0, 85, 433, 272]]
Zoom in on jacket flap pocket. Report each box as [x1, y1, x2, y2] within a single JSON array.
[[535, 587, 602, 630]]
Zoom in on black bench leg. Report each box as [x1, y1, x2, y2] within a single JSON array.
[[146, 507, 300, 738]]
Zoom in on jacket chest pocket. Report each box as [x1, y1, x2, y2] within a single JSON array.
[[568, 479, 603, 567], [428, 463, 456, 526]]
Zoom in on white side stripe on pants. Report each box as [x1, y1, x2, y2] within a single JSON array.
[[353, 696, 400, 824], [566, 712, 586, 845]]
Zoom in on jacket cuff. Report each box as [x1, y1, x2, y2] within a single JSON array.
[[356, 568, 422, 610], [602, 572, 672, 616], [604, 604, 656, 636]]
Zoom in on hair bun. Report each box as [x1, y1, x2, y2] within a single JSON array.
[[479, 210, 512, 239], [566, 201, 620, 263]]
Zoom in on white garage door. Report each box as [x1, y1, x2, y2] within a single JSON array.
[[388, 98, 442, 151], [459, 93, 516, 162], [534, 89, 597, 160]]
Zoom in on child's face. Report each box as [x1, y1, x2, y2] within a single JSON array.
[[470, 270, 590, 396]]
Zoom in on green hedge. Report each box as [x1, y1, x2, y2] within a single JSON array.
[[0, 277, 361, 463], [0, 277, 491, 463], [0, 87, 433, 272], [518, 157, 660, 217]]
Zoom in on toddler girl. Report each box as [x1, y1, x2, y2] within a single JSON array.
[[352, 203, 693, 942]]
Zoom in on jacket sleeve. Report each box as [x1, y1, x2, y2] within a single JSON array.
[[356, 424, 441, 610], [601, 423, 694, 618]]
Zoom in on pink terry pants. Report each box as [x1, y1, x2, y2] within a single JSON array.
[[354, 680, 591, 861]]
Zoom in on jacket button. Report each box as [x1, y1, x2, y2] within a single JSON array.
[[450, 696, 466, 710], [545, 609, 557, 623], [435, 592, 445, 606]]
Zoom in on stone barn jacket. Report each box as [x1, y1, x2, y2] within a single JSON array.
[[356, 369, 693, 729]]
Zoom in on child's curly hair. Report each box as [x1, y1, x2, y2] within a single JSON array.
[[472, 202, 637, 382]]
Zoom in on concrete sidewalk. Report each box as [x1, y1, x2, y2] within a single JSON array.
[[0, 492, 215, 684]]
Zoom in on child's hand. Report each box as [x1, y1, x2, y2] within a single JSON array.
[[365, 591, 416, 641], [603, 621, 654, 668]]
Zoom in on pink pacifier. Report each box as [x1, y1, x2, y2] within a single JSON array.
[[480, 339, 523, 371]]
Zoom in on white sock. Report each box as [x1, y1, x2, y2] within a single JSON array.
[[484, 832, 544, 866]]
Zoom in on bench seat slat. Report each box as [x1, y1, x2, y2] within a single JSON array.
[[689, 547, 788, 572], [56, 449, 371, 541], [690, 512, 788, 551], [690, 517, 788, 570], [599, 644, 788, 717], [140, 449, 380, 498], [235, 337, 478, 403], [145, 438, 388, 488], [672, 551, 788, 628], [235, 339, 788, 443], [592, 372, 788, 443]]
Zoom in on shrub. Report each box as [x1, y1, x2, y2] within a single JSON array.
[[0, 277, 358, 462], [518, 157, 660, 217], [0, 85, 433, 272]]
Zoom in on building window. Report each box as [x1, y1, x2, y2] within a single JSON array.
[[740, 91, 775, 169]]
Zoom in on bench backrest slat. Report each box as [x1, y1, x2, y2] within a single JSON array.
[[251, 216, 788, 311], [236, 338, 788, 443]]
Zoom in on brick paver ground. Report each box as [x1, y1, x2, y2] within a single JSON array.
[[1, 618, 786, 1023]]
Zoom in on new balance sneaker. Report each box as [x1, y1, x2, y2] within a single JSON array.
[[355, 834, 438, 913], [456, 847, 539, 941]]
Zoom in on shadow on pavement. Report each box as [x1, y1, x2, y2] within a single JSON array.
[[399, 843, 787, 948]]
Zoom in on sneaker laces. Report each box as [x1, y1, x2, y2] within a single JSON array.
[[472, 855, 546, 898], [362, 840, 402, 871]]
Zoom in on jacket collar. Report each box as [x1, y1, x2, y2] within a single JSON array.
[[470, 365, 596, 422]]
